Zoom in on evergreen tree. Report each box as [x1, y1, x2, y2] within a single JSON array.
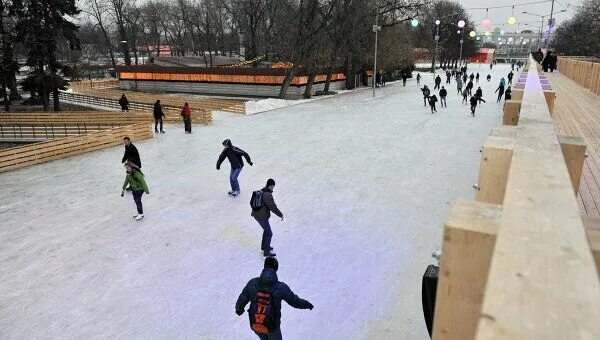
[[0, 0, 21, 111], [16, 0, 79, 111]]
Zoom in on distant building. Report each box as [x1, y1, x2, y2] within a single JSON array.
[[469, 48, 495, 63]]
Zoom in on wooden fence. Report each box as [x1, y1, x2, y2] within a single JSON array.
[[432, 58, 600, 339], [0, 123, 153, 173], [68, 79, 246, 115], [557, 57, 600, 95]]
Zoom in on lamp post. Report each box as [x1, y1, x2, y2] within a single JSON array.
[[432, 20, 440, 74], [372, 10, 381, 98], [522, 10, 566, 48], [458, 20, 465, 67]]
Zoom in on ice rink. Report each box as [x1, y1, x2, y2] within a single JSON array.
[[0, 64, 512, 339]]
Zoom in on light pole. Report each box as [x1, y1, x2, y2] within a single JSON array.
[[432, 20, 440, 74], [458, 20, 466, 67], [372, 10, 381, 98], [522, 10, 566, 48]]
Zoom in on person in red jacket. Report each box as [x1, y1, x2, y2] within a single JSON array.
[[181, 102, 192, 133]]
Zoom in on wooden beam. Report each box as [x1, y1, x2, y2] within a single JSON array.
[[558, 135, 587, 194], [503, 100, 521, 126], [512, 89, 524, 100], [433, 199, 502, 340], [544, 90, 556, 115], [581, 216, 600, 274], [475, 127, 517, 204]]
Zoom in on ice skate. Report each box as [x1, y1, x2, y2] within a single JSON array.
[[231, 191, 240, 197], [134, 214, 144, 220], [263, 251, 276, 257]]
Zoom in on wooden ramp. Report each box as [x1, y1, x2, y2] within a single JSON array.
[[547, 71, 600, 216]]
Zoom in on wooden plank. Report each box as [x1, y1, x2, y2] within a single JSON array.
[[433, 199, 502, 340], [559, 135, 587, 194], [476, 59, 600, 339], [475, 127, 516, 205], [581, 216, 600, 273], [544, 90, 556, 116], [503, 100, 521, 126]]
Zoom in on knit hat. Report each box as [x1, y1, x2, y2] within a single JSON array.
[[264, 257, 278, 272], [222, 139, 232, 147], [266, 178, 275, 187]]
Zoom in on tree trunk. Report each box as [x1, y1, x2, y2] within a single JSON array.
[[279, 64, 299, 99], [303, 68, 317, 98], [2, 77, 9, 112], [99, 24, 117, 69], [324, 49, 338, 93], [343, 55, 353, 90], [8, 74, 21, 100], [53, 89, 60, 112]]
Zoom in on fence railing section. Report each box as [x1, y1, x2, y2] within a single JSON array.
[[557, 57, 600, 95]]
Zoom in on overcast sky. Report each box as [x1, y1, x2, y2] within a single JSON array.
[[458, 0, 582, 32]]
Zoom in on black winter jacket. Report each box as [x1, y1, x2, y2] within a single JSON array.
[[153, 103, 165, 119], [236, 268, 312, 329], [217, 142, 252, 170], [122, 143, 141, 168], [439, 89, 447, 97]]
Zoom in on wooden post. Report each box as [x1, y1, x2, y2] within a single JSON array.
[[558, 135, 587, 194], [503, 100, 521, 126], [475, 127, 517, 204], [581, 216, 600, 273], [544, 90, 556, 116], [433, 199, 502, 340], [512, 89, 524, 100]]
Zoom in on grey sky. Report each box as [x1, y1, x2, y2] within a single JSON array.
[[457, 0, 582, 32]]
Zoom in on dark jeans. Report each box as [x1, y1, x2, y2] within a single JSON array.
[[154, 117, 163, 132], [255, 217, 273, 251], [255, 327, 282, 340], [230, 167, 242, 192], [434, 83, 440, 90], [183, 116, 192, 132], [132, 190, 144, 214]]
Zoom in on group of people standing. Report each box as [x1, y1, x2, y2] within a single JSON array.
[[118, 94, 192, 134]]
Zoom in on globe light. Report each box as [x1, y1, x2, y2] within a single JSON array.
[[457, 30, 461, 34], [499, 42, 503, 45], [411, 19, 419, 27], [500, 30, 505, 36], [522, 41, 527, 45], [508, 37, 514, 43], [485, 31, 491, 36], [508, 16, 517, 25], [469, 31, 476, 37], [481, 19, 492, 30], [498, 37, 502, 41], [476, 37, 480, 41], [458, 20, 466, 28], [435, 20, 440, 25]]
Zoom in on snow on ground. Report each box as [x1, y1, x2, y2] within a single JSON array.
[[0, 64, 514, 339]]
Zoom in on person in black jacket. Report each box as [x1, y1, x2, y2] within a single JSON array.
[[121, 136, 141, 168], [507, 71, 514, 85], [119, 94, 129, 112], [251, 179, 283, 257], [153, 100, 165, 133], [439, 86, 448, 108], [421, 85, 431, 106], [470, 96, 478, 116], [217, 139, 253, 196], [236, 257, 313, 340], [434, 75, 441, 90], [505, 86, 512, 101]]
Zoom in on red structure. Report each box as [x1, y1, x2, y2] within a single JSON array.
[[469, 48, 496, 63]]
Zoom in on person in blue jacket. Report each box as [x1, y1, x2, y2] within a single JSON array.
[[217, 139, 253, 196], [236, 257, 313, 340]]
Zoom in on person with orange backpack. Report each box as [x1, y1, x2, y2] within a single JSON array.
[[236, 257, 313, 339]]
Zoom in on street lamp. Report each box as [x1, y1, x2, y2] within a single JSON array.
[[432, 20, 440, 74], [372, 10, 382, 97], [458, 20, 465, 67], [522, 10, 566, 48]]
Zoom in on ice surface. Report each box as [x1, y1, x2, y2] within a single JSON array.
[[0, 64, 511, 339]]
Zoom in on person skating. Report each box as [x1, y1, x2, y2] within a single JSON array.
[[469, 73, 474, 82], [421, 85, 431, 106], [446, 71, 451, 84], [439, 86, 447, 108], [235, 257, 313, 339], [153, 100, 166, 133], [486, 74, 491, 82], [462, 88, 469, 104], [121, 161, 149, 220], [121, 136, 141, 169], [119, 94, 129, 112], [462, 73, 467, 84], [507, 71, 514, 85], [475, 87, 486, 106], [402, 73, 407, 86], [490, 62, 493, 70], [428, 94, 438, 113], [416, 73, 421, 85], [456, 76, 463, 95], [470, 96, 478, 116], [476, 73, 480, 83], [499, 77, 506, 88], [505, 86, 512, 101], [251, 179, 283, 257], [181, 102, 192, 134], [466, 80, 474, 96], [434, 75, 442, 90], [217, 139, 253, 196], [495, 83, 505, 102]]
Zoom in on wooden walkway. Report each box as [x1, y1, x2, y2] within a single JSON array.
[[548, 71, 600, 216]]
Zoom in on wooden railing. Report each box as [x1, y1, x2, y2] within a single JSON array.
[[0, 123, 114, 140], [432, 59, 600, 339], [557, 57, 600, 95], [57, 92, 213, 124], [0, 123, 153, 173], [69, 79, 120, 91]]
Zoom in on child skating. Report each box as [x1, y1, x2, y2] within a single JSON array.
[[121, 161, 149, 220]]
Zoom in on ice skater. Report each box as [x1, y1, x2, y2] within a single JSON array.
[[402, 73, 407, 86], [250, 179, 283, 257], [119, 94, 129, 112], [416, 73, 421, 85], [439, 86, 447, 108], [217, 139, 253, 196], [462, 88, 469, 104], [466, 80, 474, 96], [495, 82, 505, 102], [153, 100, 165, 133], [428, 94, 438, 113], [470, 96, 478, 116], [421, 85, 431, 106], [181, 102, 192, 134], [121, 161, 149, 221], [476, 73, 480, 83], [505, 86, 512, 100], [475, 87, 486, 106], [235, 257, 313, 339], [486, 74, 491, 82], [507, 71, 514, 85], [434, 75, 442, 90], [456, 76, 463, 95], [121, 136, 141, 169]]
